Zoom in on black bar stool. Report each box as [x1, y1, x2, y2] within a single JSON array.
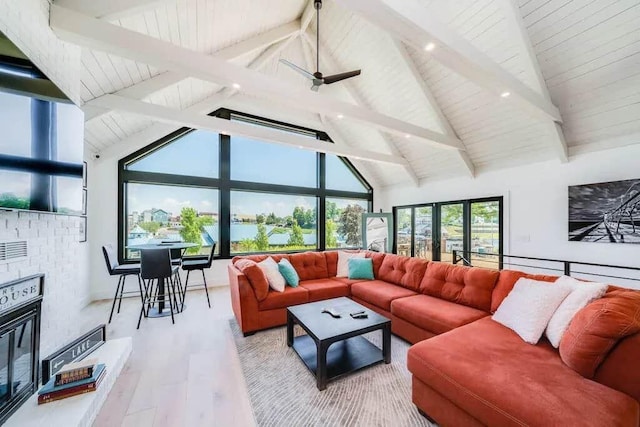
[[181, 243, 216, 309], [102, 244, 144, 323], [138, 248, 180, 329]]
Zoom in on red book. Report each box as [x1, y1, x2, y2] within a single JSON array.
[[38, 368, 106, 404]]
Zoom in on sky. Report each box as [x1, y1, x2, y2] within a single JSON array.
[[0, 91, 83, 163], [126, 131, 368, 217]]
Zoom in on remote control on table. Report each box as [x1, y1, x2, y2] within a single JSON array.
[[321, 308, 341, 318], [350, 312, 368, 319]]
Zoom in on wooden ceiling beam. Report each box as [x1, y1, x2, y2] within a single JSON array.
[[496, 0, 568, 163], [50, 4, 465, 151], [84, 20, 300, 122], [392, 40, 476, 177], [87, 94, 411, 166], [338, 0, 563, 124], [301, 30, 419, 186]]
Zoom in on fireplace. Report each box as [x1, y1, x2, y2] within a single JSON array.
[[0, 274, 42, 424]]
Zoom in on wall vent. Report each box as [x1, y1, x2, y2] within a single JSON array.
[[0, 240, 28, 263]]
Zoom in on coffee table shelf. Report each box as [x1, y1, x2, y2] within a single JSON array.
[[292, 334, 385, 381]]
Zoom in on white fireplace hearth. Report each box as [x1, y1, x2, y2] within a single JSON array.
[[5, 337, 132, 427]]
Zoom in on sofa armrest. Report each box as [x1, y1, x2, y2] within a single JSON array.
[[228, 264, 259, 334]]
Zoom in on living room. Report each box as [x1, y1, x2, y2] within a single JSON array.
[[0, 0, 638, 426]]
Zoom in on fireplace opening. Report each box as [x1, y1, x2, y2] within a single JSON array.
[[0, 275, 42, 424]]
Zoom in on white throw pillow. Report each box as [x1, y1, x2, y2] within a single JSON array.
[[492, 278, 571, 344], [336, 251, 365, 277], [545, 276, 608, 347], [257, 257, 286, 292]]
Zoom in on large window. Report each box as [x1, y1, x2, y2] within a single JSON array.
[[231, 192, 317, 253], [125, 183, 219, 259], [118, 109, 372, 261], [393, 197, 502, 268], [325, 198, 369, 249], [231, 137, 316, 187]]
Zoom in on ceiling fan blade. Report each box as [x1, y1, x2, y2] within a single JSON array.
[[279, 59, 315, 80], [323, 69, 361, 85]]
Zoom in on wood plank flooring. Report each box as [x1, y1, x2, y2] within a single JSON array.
[[87, 286, 256, 427]]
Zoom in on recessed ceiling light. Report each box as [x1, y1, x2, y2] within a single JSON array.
[[232, 83, 241, 90], [424, 42, 436, 52], [404, 134, 411, 139], [501, 91, 511, 98], [337, 113, 344, 119]]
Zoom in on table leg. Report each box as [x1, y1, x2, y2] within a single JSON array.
[[147, 277, 172, 318], [383, 323, 391, 364], [286, 311, 294, 347], [316, 341, 329, 391]]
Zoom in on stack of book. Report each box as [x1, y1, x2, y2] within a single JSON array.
[[38, 358, 106, 404]]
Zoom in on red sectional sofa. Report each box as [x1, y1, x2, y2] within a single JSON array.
[[228, 250, 640, 427]]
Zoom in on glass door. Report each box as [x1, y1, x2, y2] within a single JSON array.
[[470, 200, 501, 269], [439, 203, 464, 263], [395, 208, 412, 257], [414, 206, 433, 260]]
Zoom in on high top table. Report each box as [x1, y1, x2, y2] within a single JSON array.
[[126, 242, 197, 317]]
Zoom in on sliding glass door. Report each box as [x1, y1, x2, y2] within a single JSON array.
[[439, 203, 464, 263], [393, 197, 503, 267]]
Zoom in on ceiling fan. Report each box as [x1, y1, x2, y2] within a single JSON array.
[[280, 0, 361, 92]]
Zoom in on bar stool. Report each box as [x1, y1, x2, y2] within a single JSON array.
[[102, 244, 144, 323], [138, 248, 180, 329], [181, 243, 216, 309]]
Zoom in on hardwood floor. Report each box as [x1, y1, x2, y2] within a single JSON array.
[[88, 286, 256, 427]]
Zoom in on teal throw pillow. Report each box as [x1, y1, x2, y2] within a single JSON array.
[[278, 259, 300, 287], [348, 258, 374, 280]]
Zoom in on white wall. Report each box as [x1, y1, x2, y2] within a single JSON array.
[[377, 144, 640, 285], [0, 212, 90, 357]]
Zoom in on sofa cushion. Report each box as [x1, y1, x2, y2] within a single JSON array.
[[257, 257, 286, 292], [492, 278, 572, 344], [420, 262, 499, 312], [257, 286, 309, 311], [408, 317, 639, 427], [377, 254, 428, 291], [351, 280, 417, 311], [545, 276, 608, 348], [365, 251, 386, 278], [234, 259, 269, 301], [391, 294, 488, 336], [287, 252, 329, 281], [491, 269, 558, 313], [337, 251, 365, 277], [560, 289, 640, 379], [299, 279, 349, 302], [348, 258, 374, 280]]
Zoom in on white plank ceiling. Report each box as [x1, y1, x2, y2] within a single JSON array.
[[72, 0, 640, 186]]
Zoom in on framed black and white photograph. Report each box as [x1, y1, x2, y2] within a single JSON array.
[[82, 161, 87, 187], [79, 216, 87, 242], [569, 178, 640, 244]]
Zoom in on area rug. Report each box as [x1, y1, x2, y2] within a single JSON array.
[[230, 321, 434, 427]]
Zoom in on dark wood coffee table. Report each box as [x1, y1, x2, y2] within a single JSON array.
[[286, 297, 391, 390]]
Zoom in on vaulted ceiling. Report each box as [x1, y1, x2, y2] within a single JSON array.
[[52, 0, 640, 188]]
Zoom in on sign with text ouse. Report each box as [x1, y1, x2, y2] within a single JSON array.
[[0, 274, 44, 315]]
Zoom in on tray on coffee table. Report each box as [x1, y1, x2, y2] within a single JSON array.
[[286, 297, 391, 390]]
